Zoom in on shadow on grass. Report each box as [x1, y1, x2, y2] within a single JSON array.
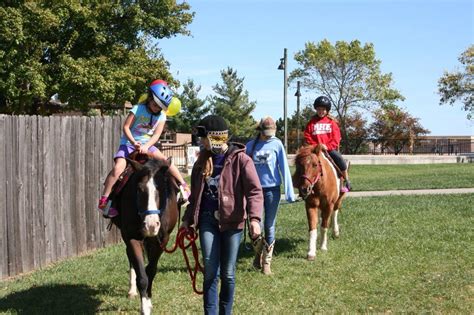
[[0, 284, 105, 314], [237, 237, 305, 261]]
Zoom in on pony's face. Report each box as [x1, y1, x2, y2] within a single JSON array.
[[293, 146, 322, 199], [134, 160, 170, 238]]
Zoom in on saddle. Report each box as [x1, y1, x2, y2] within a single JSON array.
[[112, 151, 149, 196], [323, 151, 344, 179]]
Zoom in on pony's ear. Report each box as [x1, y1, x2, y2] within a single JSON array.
[[158, 156, 172, 173], [126, 158, 143, 171], [160, 164, 170, 174], [313, 144, 322, 154]]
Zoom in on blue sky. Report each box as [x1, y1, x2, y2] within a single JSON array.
[[159, 0, 473, 136]]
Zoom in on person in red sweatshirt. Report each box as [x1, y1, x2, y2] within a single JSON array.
[[304, 96, 351, 192]]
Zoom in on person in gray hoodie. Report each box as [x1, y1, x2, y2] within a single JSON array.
[[181, 115, 263, 315]]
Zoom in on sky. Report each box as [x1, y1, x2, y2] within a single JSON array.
[[159, 0, 473, 136]]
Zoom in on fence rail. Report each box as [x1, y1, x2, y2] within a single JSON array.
[[0, 115, 126, 280]]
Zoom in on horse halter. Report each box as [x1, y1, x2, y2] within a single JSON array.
[[300, 159, 322, 199]]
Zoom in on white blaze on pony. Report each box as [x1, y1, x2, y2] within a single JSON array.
[[293, 144, 348, 261], [143, 177, 160, 237]]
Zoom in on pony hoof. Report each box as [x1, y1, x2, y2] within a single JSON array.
[[307, 255, 315, 261], [128, 292, 138, 299]]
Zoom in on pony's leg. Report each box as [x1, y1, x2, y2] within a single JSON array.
[[306, 205, 319, 260], [332, 210, 340, 238], [320, 206, 333, 251], [128, 264, 138, 298], [333, 195, 345, 238], [126, 239, 152, 315], [144, 238, 164, 298]]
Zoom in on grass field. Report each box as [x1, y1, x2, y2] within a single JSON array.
[[285, 163, 474, 193], [1, 193, 472, 313], [348, 163, 474, 191]]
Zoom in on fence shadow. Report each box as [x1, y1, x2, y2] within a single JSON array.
[[0, 284, 104, 314]]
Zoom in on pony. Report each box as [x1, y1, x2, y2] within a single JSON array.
[[292, 144, 347, 260], [111, 157, 179, 315]]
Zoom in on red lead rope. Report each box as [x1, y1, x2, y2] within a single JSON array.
[[162, 227, 204, 295]]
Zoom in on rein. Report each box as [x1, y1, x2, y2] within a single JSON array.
[[162, 225, 204, 295]]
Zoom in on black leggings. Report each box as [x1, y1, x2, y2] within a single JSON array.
[[328, 150, 347, 171]]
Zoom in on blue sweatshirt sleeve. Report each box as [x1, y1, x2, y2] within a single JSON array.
[[278, 142, 296, 202]]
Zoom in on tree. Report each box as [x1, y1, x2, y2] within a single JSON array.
[[342, 111, 371, 154], [438, 45, 474, 120], [290, 39, 404, 153], [208, 67, 257, 138], [370, 104, 430, 155], [0, 1, 194, 114], [168, 79, 208, 133]]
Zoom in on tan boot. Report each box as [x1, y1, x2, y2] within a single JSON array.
[[251, 235, 263, 269], [262, 241, 275, 275]]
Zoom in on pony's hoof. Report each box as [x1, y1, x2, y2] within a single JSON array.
[[307, 254, 315, 261], [128, 291, 138, 299]]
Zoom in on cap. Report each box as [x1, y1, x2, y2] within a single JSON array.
[[256, 116, 277, 137]]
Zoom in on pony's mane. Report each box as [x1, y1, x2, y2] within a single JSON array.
[[142, 159, 168, 174], [295, 145, 322, 164]]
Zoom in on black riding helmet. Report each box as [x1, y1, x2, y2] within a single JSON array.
[[313, 96, 331, 111]]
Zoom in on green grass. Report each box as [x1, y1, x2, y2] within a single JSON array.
[[286, 163, 474, 192], [349, 163, 474, 191], [1, 194, 472, 313]]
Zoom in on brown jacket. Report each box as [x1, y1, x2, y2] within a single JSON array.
[[182, 143, 263, 231]]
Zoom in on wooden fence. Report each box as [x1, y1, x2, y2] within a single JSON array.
[[0, 115, 128, 280]]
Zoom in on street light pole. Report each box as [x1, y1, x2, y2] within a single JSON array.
[[278, 48, 288, 152], [295, 80, 301, 148]]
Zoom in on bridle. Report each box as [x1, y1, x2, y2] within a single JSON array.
[[299, 155, 322, 198]]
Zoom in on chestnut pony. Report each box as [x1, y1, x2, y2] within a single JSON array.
[[292, 144, 347, 260], [111, 157, 179, 315]]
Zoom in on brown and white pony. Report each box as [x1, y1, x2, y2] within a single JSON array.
[[112, 157, 179, 315], [292, 144, 347, 260]]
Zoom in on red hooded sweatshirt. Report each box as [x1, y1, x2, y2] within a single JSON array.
[[304, 115, 341, 151]]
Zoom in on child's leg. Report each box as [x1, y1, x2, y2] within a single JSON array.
[[328, 150, 351, 190], [102, 158, 127, 197], [328, 150, 347, 176]]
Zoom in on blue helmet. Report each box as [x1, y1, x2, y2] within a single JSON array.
[[149, 83, 173, 110]]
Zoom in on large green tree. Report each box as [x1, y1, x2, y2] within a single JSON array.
[[438, 45, 474, 120], [0, 1, 194, 114], [168, 79, 208, 133], [209, 67, 257, 138], [290, 39, 404, 153], [370, 104, 430, 155]]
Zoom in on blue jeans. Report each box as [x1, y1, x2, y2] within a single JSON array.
[[262, 186, 281, 244], [199, 210, 243, 315]]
